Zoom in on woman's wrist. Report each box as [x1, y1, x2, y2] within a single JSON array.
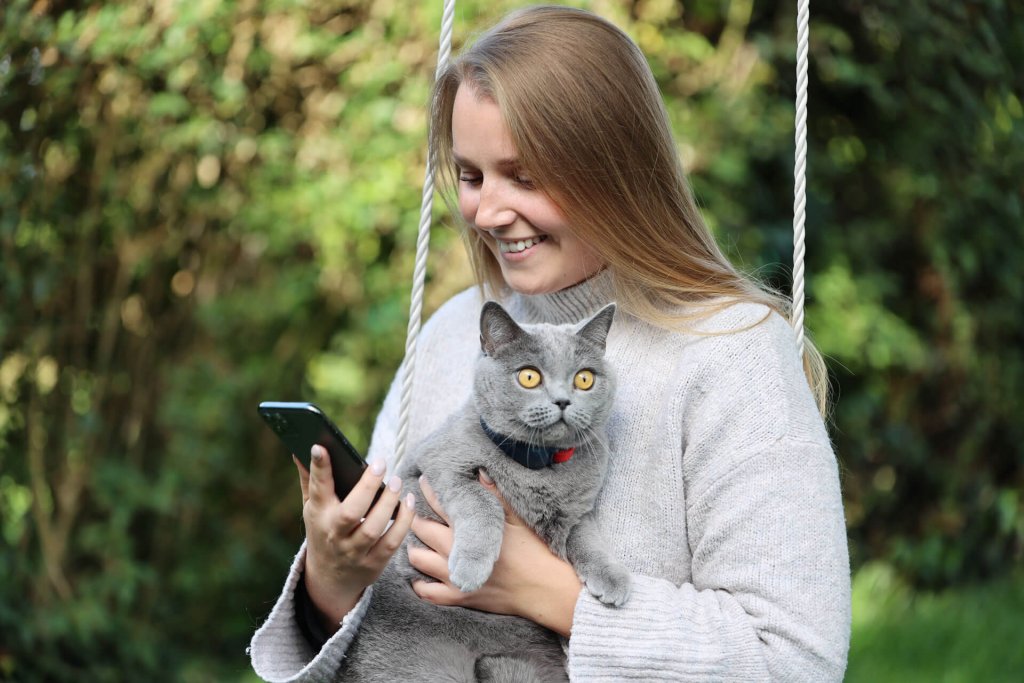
[[519, 558, 583, 638], [302, 559, 365, 634]]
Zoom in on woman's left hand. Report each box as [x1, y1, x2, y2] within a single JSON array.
[[409, 473, 583, 637]]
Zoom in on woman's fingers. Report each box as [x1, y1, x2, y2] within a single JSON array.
[[407, 544, 450, 581], [417, 475, 450, 525], [365, 491, 416, 564], [306, 445, 337, 507], [356, 475, 403, 540], [411, 515, 454, 555], [411, 579, 464, 606], [329, 457, 388, 532]]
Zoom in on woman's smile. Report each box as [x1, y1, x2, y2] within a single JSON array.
[[496, 234, 548, 258]]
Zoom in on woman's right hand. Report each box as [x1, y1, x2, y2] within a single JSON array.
[[294, 445, 415, 635]]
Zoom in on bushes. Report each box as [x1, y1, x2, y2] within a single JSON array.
[[1, 0, 1021, 679]]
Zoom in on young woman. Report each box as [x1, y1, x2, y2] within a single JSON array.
[[250, 6, 850, 681]]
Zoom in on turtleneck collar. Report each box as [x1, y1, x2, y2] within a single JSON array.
[[504, 268, 615, 325]]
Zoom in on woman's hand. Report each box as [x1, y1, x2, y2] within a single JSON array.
[[295, 446, 415, 635], [409, 472, 583, 638]]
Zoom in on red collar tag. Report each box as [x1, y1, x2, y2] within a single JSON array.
[[552, 447, 575, 464]]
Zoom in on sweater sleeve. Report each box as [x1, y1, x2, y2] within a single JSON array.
[[568, 310, 850, 681], [568, 438, 849, 681], [247, 541, 375, 682]]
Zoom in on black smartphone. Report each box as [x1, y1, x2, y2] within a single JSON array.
[[258, 401, 382, 505]]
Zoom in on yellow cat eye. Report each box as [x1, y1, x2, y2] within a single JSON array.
[[574, 370, 595, 390], [517, 367, 543, 388]]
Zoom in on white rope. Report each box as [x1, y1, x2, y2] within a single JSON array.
[[792, 0, 809, 358], [392, 0, 457, 475]]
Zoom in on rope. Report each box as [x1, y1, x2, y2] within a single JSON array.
[[792, 0, 809, 358], [392, 0, 457, 475]]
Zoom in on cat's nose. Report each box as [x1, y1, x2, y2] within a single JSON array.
[[554, 399, 570, 411]]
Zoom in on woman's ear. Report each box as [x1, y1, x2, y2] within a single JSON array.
[[577, 303, 616, 350], [480, 301, 526, 355]]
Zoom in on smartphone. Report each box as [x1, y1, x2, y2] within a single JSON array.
[[258, 401, 386, 506]]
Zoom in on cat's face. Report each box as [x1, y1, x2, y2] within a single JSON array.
[[474, 302, 616, 447]]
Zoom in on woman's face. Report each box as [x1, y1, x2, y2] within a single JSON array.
[[451, 84, 605, 295]]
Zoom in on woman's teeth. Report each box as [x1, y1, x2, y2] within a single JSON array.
[[498, 235, 547, 254]]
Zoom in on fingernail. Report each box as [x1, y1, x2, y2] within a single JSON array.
[[405, 492, 415, 508], [388, 475, 401, 493], [480, 469, 494, 485], [310, 445, 323, 461], [370, 458, 386, 476]]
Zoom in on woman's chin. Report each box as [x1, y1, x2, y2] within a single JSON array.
[[501, 269, 574, 296]]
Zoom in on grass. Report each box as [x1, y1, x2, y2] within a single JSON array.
[[846, 563, 1024, 682]]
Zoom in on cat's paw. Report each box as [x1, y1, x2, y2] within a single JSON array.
[[448, 550, 495, 593], [583, 562, 632, 607]]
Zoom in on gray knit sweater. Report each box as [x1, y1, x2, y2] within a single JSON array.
[[249, 272, 851, 681]]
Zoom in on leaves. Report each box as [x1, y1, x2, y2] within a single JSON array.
[[1, 0, 1022, 679]]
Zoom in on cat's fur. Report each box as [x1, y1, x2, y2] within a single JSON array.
[[335, 301, 630, 683]]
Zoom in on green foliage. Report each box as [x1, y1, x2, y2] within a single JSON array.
[[847, 563, 1024, 682], [799, 0, 1024, 588], [1, 0, 1021, 679]]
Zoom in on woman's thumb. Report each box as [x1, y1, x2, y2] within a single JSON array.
[[478, 469, 521, 523], [308, 444, 336, 501]]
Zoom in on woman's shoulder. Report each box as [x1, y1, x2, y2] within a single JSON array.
[[683, 300, 799, 368], [624, 299, 797, 367], [676, 300, 828, 449], [421, 285, 486, 339]]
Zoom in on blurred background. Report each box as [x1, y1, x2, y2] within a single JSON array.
[[1, 0, 1022, 680]]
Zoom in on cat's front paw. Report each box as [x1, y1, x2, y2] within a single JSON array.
[[582, 562, 632, 607], [448, 549, 495, 593]]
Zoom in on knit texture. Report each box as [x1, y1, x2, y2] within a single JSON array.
[[249, 270, 851, 681]]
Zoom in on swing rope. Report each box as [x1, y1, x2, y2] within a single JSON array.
[[393, 0, 457, 475], [392, 0, 810, 473], [792, 0, 810, 357]]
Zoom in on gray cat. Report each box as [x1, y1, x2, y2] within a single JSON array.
[[336, 301, 630, 682]]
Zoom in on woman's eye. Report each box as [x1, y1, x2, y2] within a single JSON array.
[[514, 175, 535, 189], [573, 370, 595, 390], [459, 174, 481, 185], [517, 367, 543, 388]]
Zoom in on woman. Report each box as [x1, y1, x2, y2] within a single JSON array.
[[250, 5, 850, 681]]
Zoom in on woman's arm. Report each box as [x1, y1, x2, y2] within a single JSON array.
[[249, 371, 411, 682], [248, 444, 415, 683], [249, 288, 481, 682], [567, 437, 849, 681]]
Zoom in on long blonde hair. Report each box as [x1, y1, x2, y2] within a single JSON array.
[[429, 5, 829, 415]]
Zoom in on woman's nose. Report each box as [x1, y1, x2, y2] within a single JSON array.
[[474, 180, 515, 230]]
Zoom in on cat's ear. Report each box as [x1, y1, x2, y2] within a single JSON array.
[[577, 303, 616, 350], [480, 301, 526, 355]]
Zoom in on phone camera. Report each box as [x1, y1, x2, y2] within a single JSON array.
[[268, 413, 291, 435]]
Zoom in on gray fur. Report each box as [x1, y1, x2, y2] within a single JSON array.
[[336, 302, 629, 682]]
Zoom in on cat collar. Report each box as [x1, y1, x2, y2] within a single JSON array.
[[479, 419, 575, 469]]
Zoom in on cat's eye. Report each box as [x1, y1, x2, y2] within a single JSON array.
[[517, 367, 543, 388], [574, 370, 595, 390]]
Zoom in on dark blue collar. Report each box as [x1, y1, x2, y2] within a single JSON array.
[[479, 418, 575, 469]]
